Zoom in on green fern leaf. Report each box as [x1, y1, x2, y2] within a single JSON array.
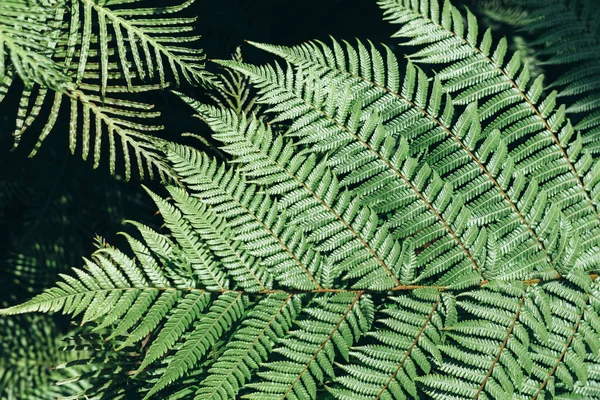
[[195, 293, 301, 400]]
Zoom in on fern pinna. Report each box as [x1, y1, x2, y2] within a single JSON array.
[[3, 0, 600, 399]]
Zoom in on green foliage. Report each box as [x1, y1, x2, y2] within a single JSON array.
[[517, 0, 600, 154], [0, 0, 216, 181], [3, 0, 600, 399]]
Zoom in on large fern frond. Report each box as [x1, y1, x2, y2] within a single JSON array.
[[211, 40, 592, 287], [376, 0, 600, 241]]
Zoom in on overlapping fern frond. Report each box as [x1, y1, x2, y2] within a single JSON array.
[[0, 314, 90, 399], [3, 0, 600, 399], [0, 0, 215, 180], [511, 0, 600, 154]]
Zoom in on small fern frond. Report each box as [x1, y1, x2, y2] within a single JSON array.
[[166, 185, 274, 292], [516, 0, 600, 153], [209, 47, 263, 117], [166, 143, 325, 291], [144, 186, 230, 291], [243, 292, 373, 400]]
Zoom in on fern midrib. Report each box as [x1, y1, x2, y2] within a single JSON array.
[[280, 291, 363, 399], [324, 64, 554, 268], [406, 6, 600, 217], [229, 125, 401, 287], [200, 293, 294, 397], [474, 298, 524, 400], [375, 299, 440, 400], [531, 304, 585, 400]]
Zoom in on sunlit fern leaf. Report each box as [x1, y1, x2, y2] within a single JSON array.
[[191, 67, 489, 290], [195, 293, 301, 400], [243, 292, 374, 400], [219, 39, 592, 285], [185, 100, 405, 290], [165, 143, 327, 291], [377, 0, 600, 247], [328, 288, 448, 400], [514, 0, 600, 154]]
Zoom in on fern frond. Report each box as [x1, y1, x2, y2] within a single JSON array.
[[243, 292, 373, 400], [166, 185, 274, 292], [377, 0, 600, 247], [210, 59, 490, 289], [0, 1, 68, 89], [329, 288, 446, 400], [166, 143, 325, 291], [145, 186, 230, 291], [223, 39, 586, 284], [182, 100, 404, 290], [515, 0, 600, 153], [67, 0, 215, 92], [208, 47, 263, 117], [1, 0, 215, 180]]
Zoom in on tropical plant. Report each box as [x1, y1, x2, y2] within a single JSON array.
[[0, 0, 215, 181], [2, 0, 600, 399]]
